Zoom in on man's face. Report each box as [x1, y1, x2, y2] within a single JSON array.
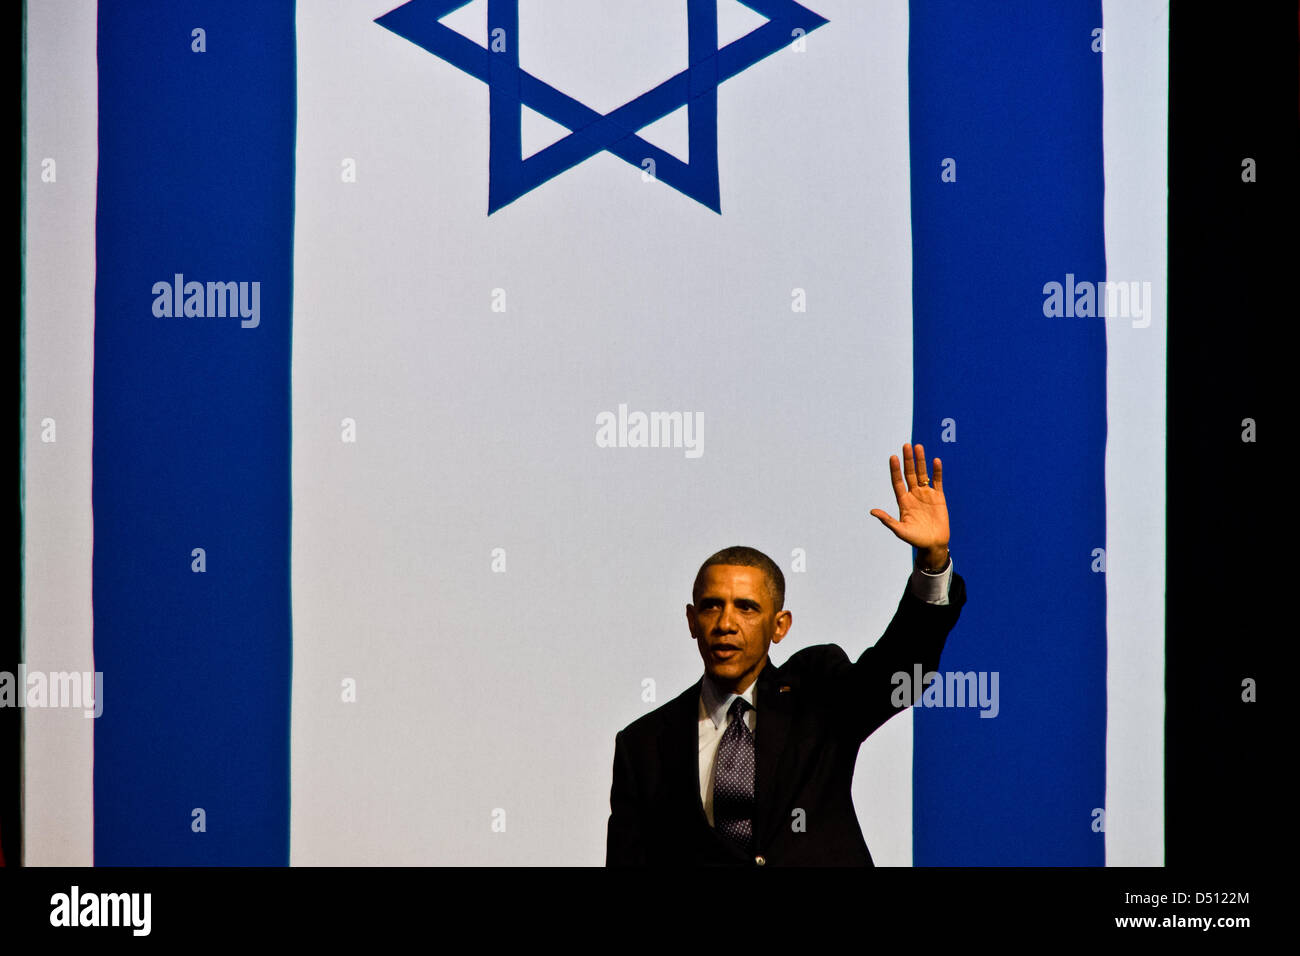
[[687, 565, 792, 694]]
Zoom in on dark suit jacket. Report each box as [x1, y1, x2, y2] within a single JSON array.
[[606, 572, 966, 865]]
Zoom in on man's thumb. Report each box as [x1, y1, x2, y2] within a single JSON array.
[[869, 509, 899, 532]]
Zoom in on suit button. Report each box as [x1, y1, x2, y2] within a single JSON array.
[[755, 855, 766, 866]]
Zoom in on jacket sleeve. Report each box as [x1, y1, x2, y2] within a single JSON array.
[[605, 729, 648, 866], [828, 571, 968, 742]]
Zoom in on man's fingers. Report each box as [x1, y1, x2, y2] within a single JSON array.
[[914, 443, 930, 486], [901, 443, 917, 490], [888, 455, 907, 501], [932, 457, 943, 491]]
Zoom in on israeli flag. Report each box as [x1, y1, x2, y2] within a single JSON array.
[[20, 0, 1165, 865]]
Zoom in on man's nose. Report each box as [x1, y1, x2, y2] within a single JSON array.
[[714, 605, 738, 633]]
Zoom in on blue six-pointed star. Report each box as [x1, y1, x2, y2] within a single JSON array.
[[375, 0, 829, 213]]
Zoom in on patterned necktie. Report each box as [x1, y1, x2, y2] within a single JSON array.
[[713, 697, 755, 852]]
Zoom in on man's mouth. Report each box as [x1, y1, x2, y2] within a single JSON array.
[[710, 645, 741, 660]]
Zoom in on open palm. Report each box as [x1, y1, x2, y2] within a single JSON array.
[[869, 442, 949, 552]]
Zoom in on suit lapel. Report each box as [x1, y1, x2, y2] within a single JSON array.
[[754, 655, 796, 844], [660, 678, 710, 829], [668, 661, 797, 859], [662, 676, 751, 861]]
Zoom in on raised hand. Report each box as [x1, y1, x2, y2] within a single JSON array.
[[869, 443, 950, 563]]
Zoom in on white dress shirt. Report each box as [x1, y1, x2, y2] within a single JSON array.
[[697, 559, 953, 824]]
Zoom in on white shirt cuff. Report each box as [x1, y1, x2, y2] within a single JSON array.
[[909, 557, 952, 606]]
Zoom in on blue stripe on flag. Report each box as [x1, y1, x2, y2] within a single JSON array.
[[908, 0, 1107, 865], [93, 0, 295, 864]]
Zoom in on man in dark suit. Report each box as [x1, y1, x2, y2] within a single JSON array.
[[606, 442, 966, 865]]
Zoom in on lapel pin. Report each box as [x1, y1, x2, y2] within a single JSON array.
[[779, 685, 792, 694]]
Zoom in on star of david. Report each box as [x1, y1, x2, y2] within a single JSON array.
[[375, 0, 829, 213]]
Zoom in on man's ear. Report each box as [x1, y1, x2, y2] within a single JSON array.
[[686, 603, 697, 638], [771, 609, 793, 644]]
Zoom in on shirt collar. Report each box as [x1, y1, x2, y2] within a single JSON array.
[[701, 670, 760, 730]]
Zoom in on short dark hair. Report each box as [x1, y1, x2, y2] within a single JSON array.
[[692, 546, 786, 611]]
